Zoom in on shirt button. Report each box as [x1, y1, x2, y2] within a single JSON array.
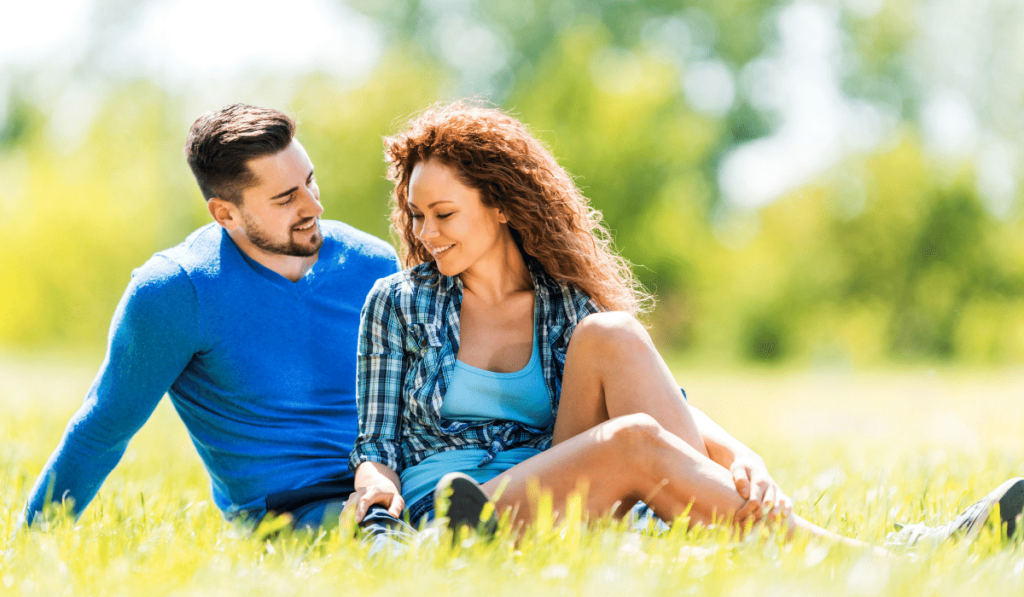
[[420, 337, 428, 348]]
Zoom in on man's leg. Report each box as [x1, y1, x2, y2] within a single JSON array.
[[887, 477, 1024, 548]]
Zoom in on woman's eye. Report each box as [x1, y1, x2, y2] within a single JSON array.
[[409, 212, 423, 220], [437, 212, 454, 219]]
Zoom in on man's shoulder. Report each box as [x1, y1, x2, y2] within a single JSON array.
[[124, 224, 230, 304], [151, 223, 226, 276], [132, 226, 217, 288], [118, 247, 202, 322], [320, 220, 397, 264]]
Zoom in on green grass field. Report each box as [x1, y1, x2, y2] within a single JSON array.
[[3, 356, 1024, 596]]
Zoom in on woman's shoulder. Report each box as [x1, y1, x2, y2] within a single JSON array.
[[529, 261, 602, 322], [372, 262, 442, 289], [367, 262, 453, 311], [556, 282, 602, 321]]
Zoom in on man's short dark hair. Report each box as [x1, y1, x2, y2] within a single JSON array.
[[184, 104, 296, 204]]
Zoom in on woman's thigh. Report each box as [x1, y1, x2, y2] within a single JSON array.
[[481, 414, 742, 527], [483, 417, 651, 523], [552, 312, 704, 453]]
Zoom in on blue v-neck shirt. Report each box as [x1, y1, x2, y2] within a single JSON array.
[[24, 221, 399, 524]]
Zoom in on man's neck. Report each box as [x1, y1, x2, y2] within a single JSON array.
[[228, 231, 319, 282]]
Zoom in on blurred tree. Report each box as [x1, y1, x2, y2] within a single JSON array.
[[2, 0, 1023, 367]]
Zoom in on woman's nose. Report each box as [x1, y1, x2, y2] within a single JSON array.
[[417, 217, 437, 240]]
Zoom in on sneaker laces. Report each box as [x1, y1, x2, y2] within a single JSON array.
[[886, 498, 992, 549]]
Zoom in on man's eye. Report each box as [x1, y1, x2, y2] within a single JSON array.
[[280, 196, 294, 205]]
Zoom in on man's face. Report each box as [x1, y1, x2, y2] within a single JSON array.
[[235, 140, 324, 258]]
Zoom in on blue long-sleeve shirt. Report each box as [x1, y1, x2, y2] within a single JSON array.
[[24, 221, 399, 524]]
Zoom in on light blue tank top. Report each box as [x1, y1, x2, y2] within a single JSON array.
[[400, 326, 553, 518], [439, 327, 553, 429]]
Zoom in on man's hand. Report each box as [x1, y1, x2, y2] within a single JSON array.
[[731, 452, 793, 523]]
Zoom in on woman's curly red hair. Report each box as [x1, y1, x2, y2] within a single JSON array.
[[384, 102, 651, 316]]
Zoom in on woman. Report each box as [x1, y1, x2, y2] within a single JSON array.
[[343, 103, 904, 547]]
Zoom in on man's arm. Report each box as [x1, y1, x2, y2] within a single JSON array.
[[690, 405, 793, 520], [23, 257, 201, 526]]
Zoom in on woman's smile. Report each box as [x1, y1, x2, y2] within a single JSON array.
[[428, 242, 455, 257]]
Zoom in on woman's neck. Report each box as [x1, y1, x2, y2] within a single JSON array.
[[458, 235, 533, 304]]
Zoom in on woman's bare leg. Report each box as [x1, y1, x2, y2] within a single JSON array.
[[490, 311, 877, 549], [483, 414, 874, 550], [487, 414, 740, 525], [552, 312, 705, 452]]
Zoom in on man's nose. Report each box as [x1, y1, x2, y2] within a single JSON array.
[[298, 187, 324, 218]]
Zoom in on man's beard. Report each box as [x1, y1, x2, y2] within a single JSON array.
[[241, 212, 323, 257]]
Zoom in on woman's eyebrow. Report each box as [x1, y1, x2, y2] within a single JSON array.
[[409, 199, 456, 210]]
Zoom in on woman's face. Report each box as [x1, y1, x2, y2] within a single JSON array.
[[407, 159, 511, 277]]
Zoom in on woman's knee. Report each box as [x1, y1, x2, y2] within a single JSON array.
[[604, 413, 666, 455], [570, 312, 651, 358], [599, 413, 672, 490]]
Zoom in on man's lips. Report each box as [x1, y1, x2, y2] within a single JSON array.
[[294, 218, 317, 232]]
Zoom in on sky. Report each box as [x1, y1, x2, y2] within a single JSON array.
[[1, 0, 384, 151], [3, 0, 1021, 213], [1, 0, 381, 79]]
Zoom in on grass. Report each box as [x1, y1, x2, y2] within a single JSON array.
[[3, 355, 1024, 595]]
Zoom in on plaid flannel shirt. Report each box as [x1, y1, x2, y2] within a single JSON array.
[[348, 259, 601, 476]]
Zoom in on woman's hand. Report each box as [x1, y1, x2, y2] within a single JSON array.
[[731, 451, 793, 523], [687, 406, 792, 524], [345, 484, 405, 522], [346, 461, 404, 522]]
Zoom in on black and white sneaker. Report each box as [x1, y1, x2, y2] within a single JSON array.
[[434, 472, 498, 537], [886, 477, 1024, 549]]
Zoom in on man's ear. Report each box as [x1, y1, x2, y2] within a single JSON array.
[[208, 197, 241, 230]]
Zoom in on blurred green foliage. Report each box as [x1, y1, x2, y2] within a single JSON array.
[[1, 0, 1022, 367]]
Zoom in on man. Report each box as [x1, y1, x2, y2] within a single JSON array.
[[23, 104, 403, 532]]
